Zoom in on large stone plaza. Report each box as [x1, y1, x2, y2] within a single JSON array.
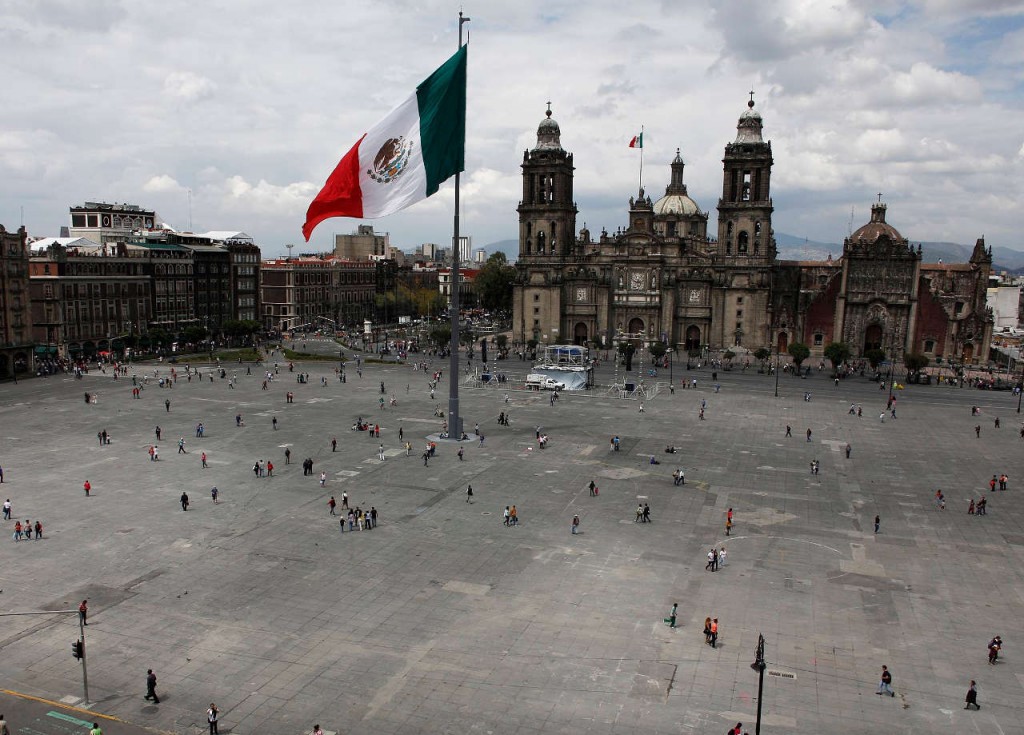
[[0, 348, 1022, 735]]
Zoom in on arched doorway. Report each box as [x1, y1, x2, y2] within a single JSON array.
[[962, 342, 974, 362], [573, 322, 588, 345], [628, 317, 645, 336], [0, 354, 8, 378], [864, 324, 883, 353], [685, 325, 701, 350], [777, 331, 789, 353]]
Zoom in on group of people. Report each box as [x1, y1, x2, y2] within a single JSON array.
[[704, 547, 728, 571]]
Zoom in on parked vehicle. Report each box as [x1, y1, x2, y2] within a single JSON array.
[[526, 373, 565, 391]]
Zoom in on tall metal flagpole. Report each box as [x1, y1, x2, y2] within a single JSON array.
[[447, 10, 470, 440]]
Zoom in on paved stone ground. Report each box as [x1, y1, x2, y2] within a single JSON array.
[[0, 350, 1022, 735]]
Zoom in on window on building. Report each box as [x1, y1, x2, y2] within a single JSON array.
[[924, 339, 935, 353], [738, 232, 748, 253], [533, 294, 539, 302], [736, 310, 743, 318], [814, 333, 823, 346], [737, 296, 744, 305], [533, 319, 540, 327], [954, 301, 964, 315], [533, 307, 540, 315], [741, 172, 751, 201]]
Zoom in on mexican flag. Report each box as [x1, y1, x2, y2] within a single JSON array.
[[628, 132, 643, 148], [302, 46, 467, 241]]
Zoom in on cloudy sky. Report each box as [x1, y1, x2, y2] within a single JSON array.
[[3, 0, 1023, 257]]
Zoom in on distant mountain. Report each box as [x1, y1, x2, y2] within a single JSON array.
[[481, 239, 519, 263], [480, 234, 1024, 273]]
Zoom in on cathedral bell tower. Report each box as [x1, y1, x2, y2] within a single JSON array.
[[517, 104, 577, 259], [717, 95, 775, 263]]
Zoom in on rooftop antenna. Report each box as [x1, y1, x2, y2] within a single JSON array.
[[187, 189, 193, 232], [286, 243, 295, 261], [848, 206, 855, 237]]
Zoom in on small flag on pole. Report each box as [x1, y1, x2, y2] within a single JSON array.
[[628, 132, 643, 148]]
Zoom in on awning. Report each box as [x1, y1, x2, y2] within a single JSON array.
[[33, 345, 58, 354]]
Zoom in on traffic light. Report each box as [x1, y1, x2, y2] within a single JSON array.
[[72, 640, 83, 659]]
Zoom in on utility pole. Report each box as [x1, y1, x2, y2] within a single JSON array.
[[750, 633, 766, 734]]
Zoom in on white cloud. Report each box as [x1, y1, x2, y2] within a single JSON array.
[[162, 71, 217, 102], [142, 174, 183, 194]]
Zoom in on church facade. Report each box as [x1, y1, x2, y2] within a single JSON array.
[[512, 100, 993, 364]]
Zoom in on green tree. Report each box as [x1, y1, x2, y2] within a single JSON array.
[[648, 342, 668, 360], [474, 252, 516, 312], [788, 342, 810, 370], [429, 325, 452, 348], [495, 333, 509, 358], [753, 347, 771, 371], [723, 349, 736, 363], [904, 352, 930, 375], [823, 341, 851, 373], [183, 325, 209, 346], [865, 348, 886, 370]]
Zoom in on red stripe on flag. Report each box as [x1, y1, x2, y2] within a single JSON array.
[[302, 135, 366, 241]]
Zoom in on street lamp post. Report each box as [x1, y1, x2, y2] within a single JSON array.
[[774, 345, 780, 398], [750, 633, 766, 735]]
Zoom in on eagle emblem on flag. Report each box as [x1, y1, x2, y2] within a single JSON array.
[[368, 136, 413, 184]]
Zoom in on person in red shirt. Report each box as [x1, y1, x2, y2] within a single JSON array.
[[79, 599, 88, 625], [267, 461, 274, 477], [83, 480, 91, 497]]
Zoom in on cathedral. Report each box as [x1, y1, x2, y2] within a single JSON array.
[[512, 99, 993, 364]]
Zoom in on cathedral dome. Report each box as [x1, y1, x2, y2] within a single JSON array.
[[850, 203, 904, 243], [653, 193, 700, 216], [533, 104, 563, 151], [653, 149, 701, 215]]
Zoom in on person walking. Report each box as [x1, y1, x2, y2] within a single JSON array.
[[2, 500, 9, 520], [874, 514, 880, 533], [665, 602, 678, 628], [876, 665, 894, 696], [164, 399, 170, 413], [144, 668, 160, 703], [845, 443, 852, 458], [178, 437, 186, 454], [320, 471, 327, 487], [272, 416, 278, 431], [329, 496, 337, 515], [589, 480, 597, 496], [806, 428, 812, 442], [201, 451, 208, 468], [457, 447, 464, 461], [89, 724, 101, 735], [703, 617, 712, 644], [79, 599, 88, 626], [725, 517, 732, 536], [965, 679, 980, 710], [785, 425, 792, 437], [211, 487, 219, 504], [709, 618, 719, 647], [285, 448, 291, 465], [0, 714, 10, 735], [83, 480, 91, 497], [331, 437, 337, 452], [571, 514, 580, 534], [180, 492, 189, 511], [207, 703, 219, 735], [466, 485, 473, 503]]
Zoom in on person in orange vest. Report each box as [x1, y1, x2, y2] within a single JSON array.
[[709, 618, 719, 648]]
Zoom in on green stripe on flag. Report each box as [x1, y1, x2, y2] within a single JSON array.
[[416, 45, 467, 196]]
